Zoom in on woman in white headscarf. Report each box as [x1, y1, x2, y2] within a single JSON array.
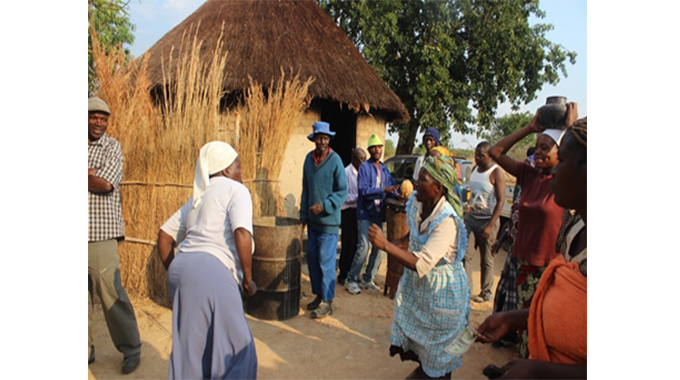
[[156, 141, 257, 380]]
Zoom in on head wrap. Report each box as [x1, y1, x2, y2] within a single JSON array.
[[422, 155, 463, 218], [423, 127, 441, 146], [193, 141, 238, 208], [430, 146, 452, 156], [540, 128, 566, 146]]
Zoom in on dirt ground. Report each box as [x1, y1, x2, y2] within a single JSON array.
[[88, 248, 518, 379]]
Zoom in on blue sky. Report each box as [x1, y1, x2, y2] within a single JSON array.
[[127, 0, 586, 150]]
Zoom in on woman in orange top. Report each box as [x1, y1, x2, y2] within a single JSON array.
[[475, 116, 587, 379]]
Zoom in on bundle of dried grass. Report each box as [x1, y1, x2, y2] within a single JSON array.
[[90, 21, 311, 301], [90, 24, 230, 304], [236, 72, 313, 217]]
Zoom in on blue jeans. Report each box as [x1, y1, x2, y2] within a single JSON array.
[[307, 228, 338, 301], [347, 219, 383, 284]]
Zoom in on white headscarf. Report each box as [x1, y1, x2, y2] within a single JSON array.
[[192, 141, 238, 208], [540, 128, 566, 146]]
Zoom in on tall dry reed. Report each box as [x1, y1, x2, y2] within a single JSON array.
[[91, 23, 230, 304], [237, 72, 313, 217], [91, 22, 312, 302]]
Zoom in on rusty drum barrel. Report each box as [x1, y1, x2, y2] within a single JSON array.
[[384, 198, 409, 299], [246, 216, 303, 320]]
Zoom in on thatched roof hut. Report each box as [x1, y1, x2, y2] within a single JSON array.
[[142, 0, 408, 123], [138, 0, 408, 217]]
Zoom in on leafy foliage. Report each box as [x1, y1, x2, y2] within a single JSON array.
[[318, 0, 576, 153], [88, 0, 135, 94], [384, 138, 397, 158], [487, 112, 536, 160], [484, 111, 533, 143]]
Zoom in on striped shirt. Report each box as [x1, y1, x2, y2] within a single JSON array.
[[88, 133, 125, 242]]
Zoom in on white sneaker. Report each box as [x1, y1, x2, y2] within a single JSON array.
[[361, 281, 380, 291], [345, 281, 361, 295]]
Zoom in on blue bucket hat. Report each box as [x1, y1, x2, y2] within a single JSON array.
[[307, 121, 336, 141]]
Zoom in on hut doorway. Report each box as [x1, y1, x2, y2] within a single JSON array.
[[320, 102, 357, 167]]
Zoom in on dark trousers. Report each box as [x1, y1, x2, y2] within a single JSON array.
[[338, 208, 358, 281]]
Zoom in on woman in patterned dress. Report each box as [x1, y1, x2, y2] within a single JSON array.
[[368, 155, 469, 379]]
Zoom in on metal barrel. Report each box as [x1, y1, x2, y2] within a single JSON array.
[[246, 216, 303, 320]]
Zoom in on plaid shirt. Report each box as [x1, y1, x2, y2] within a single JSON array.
[[89, 133, 125, 241]]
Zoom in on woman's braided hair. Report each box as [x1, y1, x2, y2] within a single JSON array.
[[569, 117, 587, 147]]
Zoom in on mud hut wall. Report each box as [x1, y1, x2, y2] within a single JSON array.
[[279, 107, 320, 218], [356, 114, 387, 154]]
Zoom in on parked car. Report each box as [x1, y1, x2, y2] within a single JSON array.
[[385, 154, 514, 232], [384, 154, 474, 201]]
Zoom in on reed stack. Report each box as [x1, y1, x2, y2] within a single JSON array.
[[90, 24, 310, 303]]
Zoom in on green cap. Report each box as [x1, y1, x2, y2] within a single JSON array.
[[367, 134, 383, 148]]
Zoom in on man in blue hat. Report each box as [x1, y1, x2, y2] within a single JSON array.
[[300, 121, 348, 318]]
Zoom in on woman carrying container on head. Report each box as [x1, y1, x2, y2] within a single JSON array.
[[156, 141, 258, 380], [476, 117, 587, 379], [487, 103, 578, 358], [368, 155, 470, 379]]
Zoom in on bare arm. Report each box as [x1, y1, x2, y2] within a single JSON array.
[[489, 111, 542, 177], [482, 167, 506, 239], [476, 308, 531, 343], [234, 227, 256, 296], [156, 229, 176, 271], [368, 224, 418, 270], [88, 170, 114, 193]]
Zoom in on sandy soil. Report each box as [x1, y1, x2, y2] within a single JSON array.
[[88, 249, 518, 379]]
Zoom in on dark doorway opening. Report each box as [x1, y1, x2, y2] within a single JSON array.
[[316, 99, 357, 167]]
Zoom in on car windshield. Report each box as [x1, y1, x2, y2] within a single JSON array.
[[386, 157, 416, 181]]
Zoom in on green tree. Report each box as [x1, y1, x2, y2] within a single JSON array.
[[384, 138, 397, 158], [486, 111, 536, 160], [89, 0, 136, 93], [319, 0, 576, 154]]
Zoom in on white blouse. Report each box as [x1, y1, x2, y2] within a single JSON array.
[[161, 176, 253, 285], [411, 196, 458, 278]]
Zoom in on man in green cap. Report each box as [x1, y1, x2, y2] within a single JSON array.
[[345, 134, 399, 295], [88, 97, 141, 374]]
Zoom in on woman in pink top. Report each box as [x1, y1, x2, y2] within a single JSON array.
[[488, 103, 578, 358]]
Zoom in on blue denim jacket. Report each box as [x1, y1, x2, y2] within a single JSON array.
[[357, 160, 397, 223]]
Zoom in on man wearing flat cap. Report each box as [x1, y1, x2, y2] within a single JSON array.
[[300, 121, 348, 319], [88, 97, 141, 374]]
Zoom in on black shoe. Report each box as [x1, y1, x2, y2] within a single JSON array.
[[306, 295, 323, 311], [338, 277, 346, 286], [88, 345, 95, 365], [122, 353, 140, 374], [311, 301, 333, 319]]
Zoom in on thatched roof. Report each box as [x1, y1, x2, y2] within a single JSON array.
[[139, 0, 409, 123]]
